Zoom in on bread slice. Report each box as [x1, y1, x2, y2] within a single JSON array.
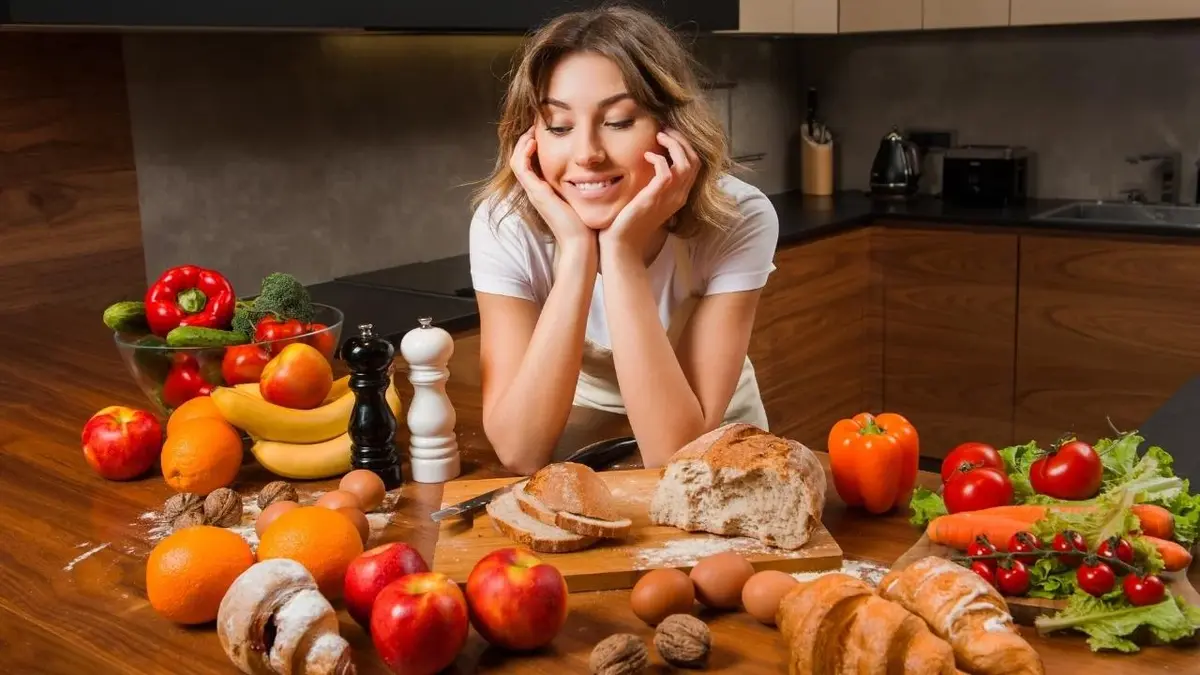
[[485, 489, 599, 554], [648, 423, 827, 550], [514, 480, 632, 539], [525, 462, 620, 521]]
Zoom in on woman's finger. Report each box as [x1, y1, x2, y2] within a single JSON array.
[[671, 128, 700, 166], [643, 151, 673, 195], [656, 131, 690, 176]]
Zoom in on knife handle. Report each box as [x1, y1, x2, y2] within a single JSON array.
[[566, 436, 638, 470]]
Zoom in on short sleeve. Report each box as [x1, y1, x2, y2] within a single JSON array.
[[468, 201, 538, 302], [700, 185, 780, 296]]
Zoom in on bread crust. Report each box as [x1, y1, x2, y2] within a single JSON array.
[[486, 490, 600, 554], [526, 462, 620, 521], [515, 477, 632, 539]]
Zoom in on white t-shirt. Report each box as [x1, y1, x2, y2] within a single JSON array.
[[468, 173, 779, 349]]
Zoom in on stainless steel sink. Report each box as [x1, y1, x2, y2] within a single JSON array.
[[1033, 201, 1200, 227]]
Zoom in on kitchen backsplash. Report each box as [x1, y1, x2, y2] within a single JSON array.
[[798, 22, 1200, 201], [123, 33, 803, 291]]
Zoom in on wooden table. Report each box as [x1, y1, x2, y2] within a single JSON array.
[[2, 306, 1198, 673]]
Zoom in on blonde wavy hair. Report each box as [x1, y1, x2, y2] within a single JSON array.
[[472, 3, 739, 239]]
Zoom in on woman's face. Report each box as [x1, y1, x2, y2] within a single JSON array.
[[534, 51, 663, 230]]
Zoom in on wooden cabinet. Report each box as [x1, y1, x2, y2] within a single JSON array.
[[923, 0, 1011, 29], [875, 227, 1020, 458], [839, 0, 922, 33], [1010, 0, 1200, 26], [749, 228, 877, 450], [725, 0, 837, 34], [1014, 234, 1200, 446]]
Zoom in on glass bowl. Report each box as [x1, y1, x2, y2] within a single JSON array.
[[113, 303, 344, 419]]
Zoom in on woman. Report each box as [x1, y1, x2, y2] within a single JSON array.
[[469, 4, 779, 474]]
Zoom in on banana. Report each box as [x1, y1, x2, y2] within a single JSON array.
[[210, 385, 357, 444], [231, 374, 351, 405], [249, 385, 402, 480]]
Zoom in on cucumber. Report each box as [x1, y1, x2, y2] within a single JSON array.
[[132, 334, 173, 382], [166, 326, 251, 348], [103, 301, 149, 333]]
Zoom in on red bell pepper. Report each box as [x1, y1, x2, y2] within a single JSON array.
[[255, 316, 307, 354], [162, 353, 215, 408], [145, 265, 236, 337]]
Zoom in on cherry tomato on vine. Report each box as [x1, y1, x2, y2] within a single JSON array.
[[941, 441, 1004, 484], [967, 536, 998, 560], [944, 467, 1014, 514], [1077, 558, 1116, 597], [970, 561, 996, 586], [1052, 530, 1088, 568], [1123, 574, 1166, 606], [996, 559, 1032, 596], [1007, 531, 1041, 566], [1097, 536, 1134, 567]]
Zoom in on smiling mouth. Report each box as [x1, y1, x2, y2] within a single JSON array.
[[568, 177, 622, 193]]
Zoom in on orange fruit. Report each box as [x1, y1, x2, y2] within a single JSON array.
[[256, 506, 364, 598], [146, 525, 254, 624], [160, 417, 243, 494], [166, 396, 225, 436]]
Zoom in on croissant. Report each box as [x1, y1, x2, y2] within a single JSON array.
[[878, 556, 1044, 675], [775, 572, 960, 675], [217, 558, 355, 675]]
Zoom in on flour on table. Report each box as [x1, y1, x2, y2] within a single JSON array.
[[632, 536, 819, 569], [791, 558, 891, 587]]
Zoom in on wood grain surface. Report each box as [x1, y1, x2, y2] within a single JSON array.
[[432, 469, 842, 592]]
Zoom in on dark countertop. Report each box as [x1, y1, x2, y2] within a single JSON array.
[[322, 189, 1200, 339]]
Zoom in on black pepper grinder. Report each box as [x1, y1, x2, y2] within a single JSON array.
[[343, 322, 403, 489]]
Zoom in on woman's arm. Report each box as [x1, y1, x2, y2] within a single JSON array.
[[600, 243, 762, 467], [478, 239, 598, 475]]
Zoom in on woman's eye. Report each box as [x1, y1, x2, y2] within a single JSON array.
[[545, 125, 571, 136], [606, 119, 634, 130]]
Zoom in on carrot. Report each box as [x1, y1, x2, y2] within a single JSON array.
[[1141, 535, 1193, 572], [951, 505, 1049, 522], [927, 513, 1031, 551], [1130, 504, 1175, 540]]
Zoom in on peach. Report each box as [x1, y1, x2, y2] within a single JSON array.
[[258, 342, 333, 409]]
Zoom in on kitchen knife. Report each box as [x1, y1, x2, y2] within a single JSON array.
[[428, 436, 639, 522]]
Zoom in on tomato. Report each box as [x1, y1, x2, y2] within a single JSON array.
[[943, 467, 1014, 514], [995, 559, 1031, 596], [1007, 531, 1041, 566], [967, 536, 997, 560], [827, 412, 918, 515], [221, 345, 272, 385], [254, 317, 307, 354], [1123, 574, 1166, 606], [1052, 530, 1088, 568], [940, 441, 1004, 484], [304, 322, 337, 360], [1076, 558, 1116, 597], [970, 560, 996, 586], [1029, 437, 1103, 500], [1096, 537, 1134, 567]]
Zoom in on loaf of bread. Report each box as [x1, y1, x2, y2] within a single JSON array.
[[487, 462, 630, 552], [776, 572, 960, 675], [648, 423, 826, 550], [878, 556, 1044, 675]]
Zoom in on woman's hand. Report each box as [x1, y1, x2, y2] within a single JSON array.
[[601, 129, 700, 253], [510, 127, 596, 253]]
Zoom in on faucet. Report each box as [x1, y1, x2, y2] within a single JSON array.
[[1125, 151, 1182, 204]]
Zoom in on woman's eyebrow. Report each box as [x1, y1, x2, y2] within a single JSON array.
[[540, 92, 633, 110]]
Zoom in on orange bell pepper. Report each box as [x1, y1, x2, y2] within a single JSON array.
[[827, 412, 920, 514]]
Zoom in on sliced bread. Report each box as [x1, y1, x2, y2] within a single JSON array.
[[514, 480, 632, 539], [485, 488, 599, 554], [525, 462, 621, 521]]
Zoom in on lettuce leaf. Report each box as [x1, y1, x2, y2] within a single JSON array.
[[999, 441, 1040, 501], [908, 486, 947, 528], [1034, 590, 1200, 652]]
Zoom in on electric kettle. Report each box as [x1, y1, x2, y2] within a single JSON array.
[[869, 126, 921, 197]]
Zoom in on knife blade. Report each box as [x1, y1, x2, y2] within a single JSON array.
[[428, 436, 638, 522]]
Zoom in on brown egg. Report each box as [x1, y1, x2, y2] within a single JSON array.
[[336, 507, 370, 545], [630, 568, 695, 625], [339, 469, 386, 512], [689, 551, 755, 610], [741, 570, 799, 625], [315, 489, 361, 511], [255, 500, 299, 538]]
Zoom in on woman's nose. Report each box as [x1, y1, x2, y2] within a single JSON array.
[[573, 130, 606, 166]]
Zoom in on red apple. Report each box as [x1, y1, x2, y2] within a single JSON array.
[[344, 542, 430, 629], [371, 572, 468, 675], [464, 546, 569, 651], [81, 406, 164, 480], [259, 342, 333, 409]]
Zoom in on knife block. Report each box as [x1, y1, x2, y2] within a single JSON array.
[[801, 123, 834, 196]]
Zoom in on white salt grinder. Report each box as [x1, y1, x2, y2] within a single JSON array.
[[399, 316, 460, 483]]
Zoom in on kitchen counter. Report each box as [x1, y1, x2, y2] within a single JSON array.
[[3, 307, 1197, 673], [332, 190, 1200, 339]]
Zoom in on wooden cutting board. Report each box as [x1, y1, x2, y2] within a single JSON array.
[[892, 534, 1200, 626], [431, 468, 843, 593]]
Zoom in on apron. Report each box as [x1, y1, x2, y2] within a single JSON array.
[[552, 236, 770, 431]]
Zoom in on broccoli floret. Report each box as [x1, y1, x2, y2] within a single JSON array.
[[251, 272, 315, 325], [230, 299, 259, 337]]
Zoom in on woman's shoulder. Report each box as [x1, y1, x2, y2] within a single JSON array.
[[716, 172, 777, 216], [469, 195, 554, 254], [694, 173, 780, 248]]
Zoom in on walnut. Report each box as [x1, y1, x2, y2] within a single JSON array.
[[172, 509, 207, 530], [654, 614, 710, 668], [257, 481, 298, 510], [590, 633, 648, 675], [163, 492, 203, 522], [204, 488, 244, 527]]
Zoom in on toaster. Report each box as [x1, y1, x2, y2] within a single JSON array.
[[942, 145, 1030, 207]]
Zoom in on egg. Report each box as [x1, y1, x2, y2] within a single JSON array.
[[315, 489, 361, 511], [741, 570, 799, 625], [336, 506, 370, 545], [689, 551, 755, 610], [630, 568, 695, 625], [255, 500, 299, 537], [339, 469, 386, 511]]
